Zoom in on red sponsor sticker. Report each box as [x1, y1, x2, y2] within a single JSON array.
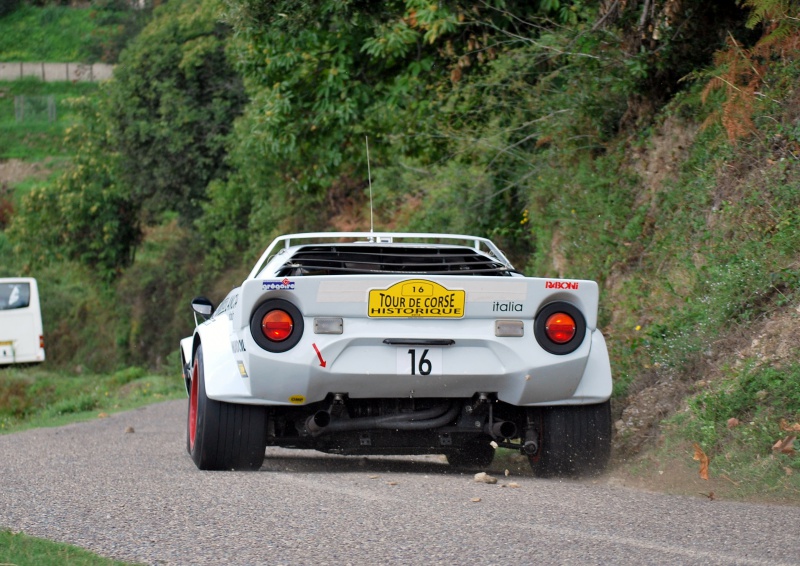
[[545, 280, 579, 290]]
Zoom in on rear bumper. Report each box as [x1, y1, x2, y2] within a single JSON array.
[[202, 327, 611, 408]]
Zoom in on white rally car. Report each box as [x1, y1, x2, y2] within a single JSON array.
[[180, 232, 612, 475]]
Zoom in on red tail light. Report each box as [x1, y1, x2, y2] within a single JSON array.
[[262, 310, 294, 342], [250, 299, 304, 352], [534, 302, 586, 355], [545, 313, 576, 344], [39, 335, 45, 349]]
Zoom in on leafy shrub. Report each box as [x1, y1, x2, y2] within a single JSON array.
[[114, 219, 204, 369], [0, 0, 21, 18], [0, 378, 35, 418], [44, 393, 99, 417]]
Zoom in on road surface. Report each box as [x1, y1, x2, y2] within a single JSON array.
[[1, 400, 798, 565]]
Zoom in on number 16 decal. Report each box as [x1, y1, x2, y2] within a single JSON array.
[[397, 348, 442, 375]]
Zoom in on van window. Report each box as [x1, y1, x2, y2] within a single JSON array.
[[0, 283, 31, 310]]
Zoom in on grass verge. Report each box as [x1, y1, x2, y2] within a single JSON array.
[[617, 357, 800, 504], [0, 365, 185, 434], [0, 529, 135, 566]]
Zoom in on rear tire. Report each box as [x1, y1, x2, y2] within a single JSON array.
[[527, 401, 611, 478], [446, 436, 495, 469], [187, 345, 267, 471]]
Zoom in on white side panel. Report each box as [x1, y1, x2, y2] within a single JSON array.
[[194, 318, 253, 402], [0, 278, 44, 365]]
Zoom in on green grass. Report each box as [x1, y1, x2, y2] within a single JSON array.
[[0, 529, 135, 566], [620, 357, 800, 504], [0, 79, 99, 160], [0, 4, 97, 62], [682, 359, 800, 495], [0, 365, 185, 434]]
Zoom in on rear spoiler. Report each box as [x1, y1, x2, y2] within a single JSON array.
[[247, 232, 515, 280]]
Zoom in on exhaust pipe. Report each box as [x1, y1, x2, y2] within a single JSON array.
[[522, 429, 538, 455], [309, 403, 459, 436], [485, 420, 517, 439], [305, 411, 331, 435]]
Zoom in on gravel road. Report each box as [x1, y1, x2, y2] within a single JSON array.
[[1, 399, 798, 566]]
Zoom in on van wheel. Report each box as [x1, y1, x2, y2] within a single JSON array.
[[187, 345, 267, 471], [527, 402, 611, 478]]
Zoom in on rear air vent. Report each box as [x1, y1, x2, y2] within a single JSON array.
[[274, 245, 512, 277]]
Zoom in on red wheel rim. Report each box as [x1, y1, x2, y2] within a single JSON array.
[[188, 358, 199, 450]]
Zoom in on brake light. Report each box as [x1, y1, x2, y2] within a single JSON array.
[[534, 302, 586, 355], [262, 310, 293, 342], [251, 298, 304, 352], [545, 313, 576, 344]]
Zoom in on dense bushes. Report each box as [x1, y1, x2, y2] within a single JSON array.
[[5, 0, 800, 385]]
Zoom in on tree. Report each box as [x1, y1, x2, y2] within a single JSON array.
[[201, 0, 554, 265], [9, 0, 245, 278]]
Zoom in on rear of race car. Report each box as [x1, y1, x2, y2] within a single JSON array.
[[181, 235, 612, 475]]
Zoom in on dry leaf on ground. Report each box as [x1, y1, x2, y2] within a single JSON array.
[[692, 443, 710, 480], [772, 436, 796, 456], [779, 419, 800, 432]]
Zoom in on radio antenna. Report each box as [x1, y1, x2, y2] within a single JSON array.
[[366, 135, 374, 233]]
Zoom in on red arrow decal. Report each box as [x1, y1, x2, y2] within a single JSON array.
[[312, 343, 327, 368]]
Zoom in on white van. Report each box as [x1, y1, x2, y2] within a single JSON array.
[[0, 277, 45, 365]]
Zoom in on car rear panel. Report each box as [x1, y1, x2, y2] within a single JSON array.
[[207, 274, 603, 406]]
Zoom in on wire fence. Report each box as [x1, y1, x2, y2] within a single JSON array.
[[13, 95, 57, 123]]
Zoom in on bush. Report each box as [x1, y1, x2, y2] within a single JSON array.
[[0, 0, 22, 18]]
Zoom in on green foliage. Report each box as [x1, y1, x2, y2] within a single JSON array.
[[114, 219, 204, 369], [27, 262, 121, 371], [7, 110, 140, 278], [628, 92, 800, 379], [0, 4, 97, 62], [0, 529, 130, 566], [208, 0, 612, 262], [741, 0, 800, 41], [690, 361, 800, 441], [372, 160, 498, 235], [0, 366, 183, 434], [0, 79, 99, 160], [104, 0, 245, 223], [86, 0, 156, 63], [6, 219, 204, 371], [0, 0, 22, 18], [7, 0, 244, 279]]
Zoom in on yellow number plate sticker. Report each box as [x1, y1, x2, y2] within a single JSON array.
[[368, 279, 465, 318]]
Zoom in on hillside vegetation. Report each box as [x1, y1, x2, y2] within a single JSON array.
[[0, 1, 153, 63], [0, 0, 798, 501]]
